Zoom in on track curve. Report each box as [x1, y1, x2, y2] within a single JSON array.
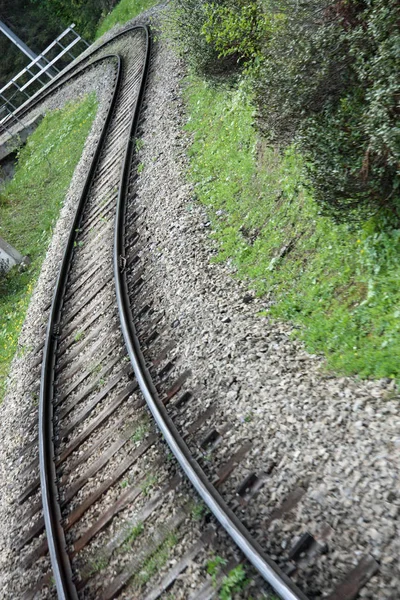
[[7, 15, 385, 600]]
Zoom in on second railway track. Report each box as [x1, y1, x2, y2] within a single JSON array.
[[3, 13, 394, 600]]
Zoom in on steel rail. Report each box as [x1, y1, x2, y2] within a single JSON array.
[[39, 52, 123, 600], [34, 25, 149, 600], [113, 29, 309, 600]]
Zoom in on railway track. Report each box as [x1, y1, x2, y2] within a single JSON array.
[[7, 17, 386, 600]]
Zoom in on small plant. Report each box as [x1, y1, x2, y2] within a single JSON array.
[[126, 521, 144, 544], [135, 138, 144, 151], [88, 554, 108, 576], [120, 478, 129, 489], [137, 162, 145, 174], [207, 555, 227, 582], [90, 363, 102, 375], [219, 564, 248, 600], [131, 421, 149, 443], [140, 474, 158, 496], [74, 330, 85, 342], [136, 533, 178, 586], [190, 501, 205, 521]]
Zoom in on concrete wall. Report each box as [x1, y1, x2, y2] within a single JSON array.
[[0, 235, 22, 274]]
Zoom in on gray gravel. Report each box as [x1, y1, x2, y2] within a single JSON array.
[[127, 17, 400, 599]]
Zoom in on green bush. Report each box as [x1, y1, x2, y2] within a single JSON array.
[[170, 0, 267, 76], [256, 0, 400, 222], [31, 0, 118, 40], [172, 0, 399, 223]]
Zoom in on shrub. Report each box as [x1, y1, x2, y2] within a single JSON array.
[[172, 0, 399, 223], [256, 0, 400, 221], [170, 0, 267, 76]]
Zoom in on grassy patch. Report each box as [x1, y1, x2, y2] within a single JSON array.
[[184, 76, 400, 381], [0, 94, 98, 400], [95, 0, 159, 39], [131, 532, 177, 588]]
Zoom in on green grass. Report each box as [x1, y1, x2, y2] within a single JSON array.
[[95, 0, 159, 39], [135, 532, 177, 586], [184, 76, 400, 382], [0, 94, 98, 400]]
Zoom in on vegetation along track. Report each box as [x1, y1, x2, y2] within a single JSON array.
[[9, 18, 382, 600]]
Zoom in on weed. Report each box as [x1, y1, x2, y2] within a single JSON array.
[[137, 162, 145, 174], [219, 564, 248, 600], [0, 94, 97, 401], [120, 478, 129, 488], [88, 554, 108, 576], [74, 330, 85, 342], [135, 138, 144, 152], [190, 501, 205, 521], [140, 474, 158, 496], [131, 421, 149, 443], [207, 555, 227, 582], [136, 533, 178, 586], [126, 521, 144, 544], [118, 520, 145, 554], [90, 363, 102, 375]]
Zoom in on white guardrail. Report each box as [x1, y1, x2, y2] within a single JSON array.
[[0, 24, 89, 137]]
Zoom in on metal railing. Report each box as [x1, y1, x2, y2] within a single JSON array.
[[0, 24, 89, 138]]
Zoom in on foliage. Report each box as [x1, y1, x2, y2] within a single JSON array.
[[183, 75, 400, 381], [172, 0, 399, 222], [0, 94, 98, 400], [30, 0, 118, 40], [95, 0, 159, 39], [206, 557, 248, 599], [168, 0, 224, 75], [219, 565, 248, 600], [256, 0, 400, 221], [169, 0, 263, 76], [201, 2, 275, 68]]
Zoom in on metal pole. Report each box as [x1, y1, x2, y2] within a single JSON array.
[[0, 19, 56, 78]]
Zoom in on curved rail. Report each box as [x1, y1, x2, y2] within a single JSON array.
[[113, 31, 309, 600], [36, 25, 150, 600], [39, 52, 123, 600]]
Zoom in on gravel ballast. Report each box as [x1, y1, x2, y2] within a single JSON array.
[[125, 17, 400, 600]]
